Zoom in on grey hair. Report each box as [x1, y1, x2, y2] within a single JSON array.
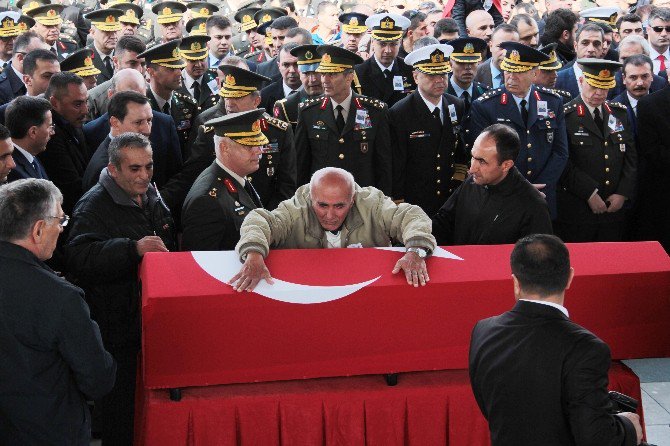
[[108, 132, 151, 169], [413, 36, 440, 50], [619, 34, 651, 56], [0, 179, 62, 242], [310, 167, 355, 199], [648, 7, 670, 24], [109, 68, 146, 94]]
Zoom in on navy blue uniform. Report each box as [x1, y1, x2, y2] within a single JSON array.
[[467, 85, 568, 217]]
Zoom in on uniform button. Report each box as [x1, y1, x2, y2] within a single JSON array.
[[527, 143, 532, 148], [526, 130, 530, 134], [605, 167, 610, 172], [465, 129, 470, 133], [527, 157, 532, 162], [451, 152, 454, 156], [267, 155, 273, 160], [527, 170, 532, 175], [316, 134, 320, 138], [580, 142, 584, 145], [339, 138, 344, 143], [605, 180, 610, 185], [339, 153, 344, 159], [436, 191, 441, 196], [437, 179, 441, 184], [605, 155, 609, 159], [437, 154, 441, 158], [436, 166, 441, 171], [604, 142, 608, 147]]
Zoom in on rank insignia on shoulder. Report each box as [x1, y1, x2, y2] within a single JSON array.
[[202, 125, 214, 133], [577, 104, 585, 117], [223, 178, 237, 193], [500, 93, 508, 105]]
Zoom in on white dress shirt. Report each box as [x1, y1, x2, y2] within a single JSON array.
[[331, 90, 353, 122], [519, 299, 569, 317]]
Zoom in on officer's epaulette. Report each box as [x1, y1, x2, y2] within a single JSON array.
[[607, 101, 627, 110], [563, 102, 578, 114], [174, 91, 197, 105], [58, 34, 76, 44], [356, 95, 386, 110], [535, 85, 561, 98], [549, 88, 571, 99], [265, 115, 289, 131], [244, 50, 260, 59], [476, 88, 503, 102], [202, 125, 214, 134], [206, 68, 218, 76], [299, 95, 324, 109]]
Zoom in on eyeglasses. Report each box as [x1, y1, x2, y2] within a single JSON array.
[[47, 214, 69, 227], [651, 26, 670, 33]]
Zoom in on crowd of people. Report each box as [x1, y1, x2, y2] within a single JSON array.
[[0, 0, 666, 444]]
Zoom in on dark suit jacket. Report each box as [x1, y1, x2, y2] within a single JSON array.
[[612, 91, 638, 140], [452, 0, 503, 37], [260, 79, 286, 113], [82, 111, 183, 199], [354, 56, 416, 108], [0, 241, 116, 446], [608, 71, 667, 99], [255, 56, 281, 86], [555, 67, 580, 100], [473, 58, 493, 89], [0, 64, 26, 106], [469, 300, 638, 446], [89, 45, 114, 84], [6, 146, 49, 182]]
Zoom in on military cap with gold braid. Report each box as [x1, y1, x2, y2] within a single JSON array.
[[113, 3, 143, 25], [179, 35, 210, 60], [218, 65, 271, 98], [26, 4, 64, 27], [449, 37, 487, 63], [151, 1, 187, 25], [257, 20, 274, 47], [339, 12, 368, 34], [137, 39, 186, 69], [365, 13, 410, 41], [16, 0, 49, 14], [290, 44, 321, 73], [538, 43, 562, 71], [580, 6, 619, 28], [60, 48, 102, 77], [499, 41, 550, 73], [234, 7, 261, 32], [404, 43, 454, 75], [576, 58, 621, 90], [187, 2, 219, 18], [107, 0, 130, 6], [186, 17, 208, 36], [0, 12, 26, 38], [85, 9, 124, 32], [206, 108, 269, 146], [316, 45, 364, 73], [254, 7, 287, 29]]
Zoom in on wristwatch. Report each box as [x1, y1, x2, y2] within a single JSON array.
[[406, 247, 428, 258]]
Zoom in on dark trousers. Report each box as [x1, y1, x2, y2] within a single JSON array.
[[555, 219, 625, 242], [100, 346, 137, 446]]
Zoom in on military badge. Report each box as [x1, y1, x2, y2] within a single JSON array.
[[360, 142, 368, 153]]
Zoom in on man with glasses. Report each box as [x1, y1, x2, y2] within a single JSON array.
[[0, 178, 116, 446], [5, 96, 53, 181], [646, 7, 670, 77], [66, 132, 176, 446], [355, 13, 415, 108]]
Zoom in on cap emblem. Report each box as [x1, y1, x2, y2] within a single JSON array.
[[191, 41, 201, 51], [599, 69, 611, 78], [510, 50, 520, 62], [162, 7, 172, 15], [305, 50, 313, 60], [225, 74, 236, 85], [322, 53, 332, 64], [252, 120, 261, 132], [464, 43, 474, 54], [84, 56, 93, 66], [430, 50, 444, 63], [380, 17, 394, 29], [350, 17, 358, 26], [105, 15, 115, 23], [46, 9, 57, 17], [243, 14, 252, 23]]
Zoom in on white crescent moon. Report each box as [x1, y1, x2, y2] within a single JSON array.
[[191, 247, 462, 305]]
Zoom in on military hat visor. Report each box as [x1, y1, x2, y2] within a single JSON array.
[[87, 9, 124, 32], [187, 2, 219, 18], [138, 41, 186, 69], [115, 4, 143, 25], [499, 41, 550, 73], [291, 44, 322, 73], [235, 7, 261, 32], [0, 13, 20, 38], [405, 43, 454, 75], [366, 14, 409, 41], [180, 36, 210, 60], [340, 13, 368, 34], [219, 65, 271, 98], [152, 2, 186, 24], [186, 17, 208, 35], [62, 49, 102, 77], [577, 58, 621, 89], [206, 109, 269, 146], [315, 45, 363, 73], [17, 0, 48, 14], [28, 4, 64, 26], [539, 48, 562, 71], [449, 37, 486, 63]]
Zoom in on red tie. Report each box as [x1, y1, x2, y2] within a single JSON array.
[[659, 55, 666, 72]]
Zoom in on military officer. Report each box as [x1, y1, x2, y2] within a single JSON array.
[[84, 9, 123, 84], [190, 65, 296, 210], [355, 13, 415, 108], [389, 43, 467, 216], [446, 37, 489, 112], [181, 108, 268, 251], [178, 35, 219, 110], [535, 43, 572, 102], [150, 1, 186, 45], [0, 12, 34, 69], [556, 59, 636, 242], [296, 45, 392, 195], [273, 44, 324, 130], [60, 48, 100, 90], [26, 3, 77, 61], [250, 7, 286, 60], [467, 41, 568, 218], [234, 6, 264, 62], [113, 3, 146, 39], [139, 40, 200, 159], [186, 16, 208, 36], [185, 1, 219, 23], [339, 12, 368, 56]]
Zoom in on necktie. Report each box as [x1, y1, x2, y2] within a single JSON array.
[[288, 90, 297, 96], [520, 99, 528, 127], [31, 160, 38, 175], [335, 104, 345, 134], [50, 46, 57, 56], [244, 180, 262, 207], [461, 90, 471, 108], [104, 56, 113, 74], [432, 107, 441, 123], [659, 54, 667, 72], [594, 107, 604, 132], [383, 69, 391, 79], [192, 80, 201, 103], [162, 102, 170, 115]]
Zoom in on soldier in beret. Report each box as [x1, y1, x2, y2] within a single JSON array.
[[556, 59, 636, 242], [85, 9, 124, 84], [296, 45, 392, 195], [181, 108, 268, 251], [178, 35, 219, 110], [139, 39, 200, 159], [60, 48, 100, 90]]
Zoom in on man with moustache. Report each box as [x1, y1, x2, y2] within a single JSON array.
[[389, 43, 467, 216], [446, 37, 490, 111], [555, 23, 604, 99], [609, 35, 667, 99], [85, 9, 124, 84], [273, 44, 324, 129], [151, 1, 186, 45], [613, 54, 653, 142]]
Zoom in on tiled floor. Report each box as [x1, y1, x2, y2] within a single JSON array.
[[624, 358, 670, 446]]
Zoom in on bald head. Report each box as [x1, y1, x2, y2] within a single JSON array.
[[109, 68, 147, 96], [309, 167, 356, 232], [466, 10, 495, 42], [310, 167, 356, 199]]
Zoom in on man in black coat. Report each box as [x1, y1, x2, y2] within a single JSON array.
[[65, 133, 176, 446], [0, 179, 116, 446], [181, 109, 265, 251], [445, 37, 490, 112], [469, 233, 642, 446], [296, 45, 393, 195], [259, 42, 302, 111], [389, 43, 467, 216], [354, 13, 416, 108], [452, 1, 502, 39], [0, 31, 46, 106], [5, 96, 52, 182], [432, 124, 552, 245]]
